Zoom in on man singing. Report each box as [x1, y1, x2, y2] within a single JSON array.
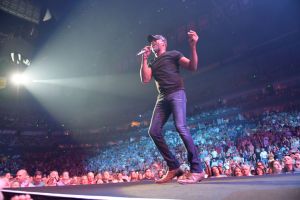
[[139, 30, 204, 184]]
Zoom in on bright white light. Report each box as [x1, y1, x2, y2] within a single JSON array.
[[11, 73, 30, 85]]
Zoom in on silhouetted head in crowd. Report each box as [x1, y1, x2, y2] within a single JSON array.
[[87, 172, 95, 184], [102, 171, 110, 183], [129, 171, 138, 182], [272, 160, 283, 174], [33, 171, 44, 186], [156, 170, 164, 179], [255, 166, 265, 176], [293, 152, 300, 161], [241, 164, 252, 176], [294, 160, 300, 172], [16, 169, 29, 185], [144, 168, 154, 180], [95, 173, 103, 184], [283, 156, 294, 173], [256, 162, 265, 170], [212, 166, 221, 177], [234, 167, 243, 177], [81, 175, 88, 185]]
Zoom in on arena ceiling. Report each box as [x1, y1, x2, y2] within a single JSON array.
[[0, 0, 299, 129]]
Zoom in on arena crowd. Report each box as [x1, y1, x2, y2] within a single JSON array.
[[0, 107, 299, 188]]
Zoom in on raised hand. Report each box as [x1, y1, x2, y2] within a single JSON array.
[[142, 46, 151, 60], [11, 194, 33, 200], [187, 30, 199, 47]]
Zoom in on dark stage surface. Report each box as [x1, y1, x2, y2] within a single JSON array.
[[2, 174, 300, 200]]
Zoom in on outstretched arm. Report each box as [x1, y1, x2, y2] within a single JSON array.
[[179, 30, 199, 71]]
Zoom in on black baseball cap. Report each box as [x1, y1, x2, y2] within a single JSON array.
[[147, 35, 167, 44]]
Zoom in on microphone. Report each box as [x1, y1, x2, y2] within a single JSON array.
[[136, 49, 146, 56]]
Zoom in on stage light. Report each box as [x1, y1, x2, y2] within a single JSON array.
[[10, 53, 31, 67], [10, 73, 30, 85]]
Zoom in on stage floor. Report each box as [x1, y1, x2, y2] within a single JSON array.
[[2, 173, 300, 200]]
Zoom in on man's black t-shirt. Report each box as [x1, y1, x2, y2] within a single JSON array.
[[149, 50, 184, 95]]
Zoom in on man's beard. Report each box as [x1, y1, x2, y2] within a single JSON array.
[[151, 45, 159, 52]]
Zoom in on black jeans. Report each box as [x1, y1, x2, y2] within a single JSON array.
[[148, 90, 202, 173]]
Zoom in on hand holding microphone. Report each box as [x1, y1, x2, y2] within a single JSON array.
[[137, 49, 147, 56], [137, 46, 151, 60]]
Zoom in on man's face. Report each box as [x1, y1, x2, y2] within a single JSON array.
[[151, 39, 166, 52], [145, 169, 152, 178], [16, 170, 27, 183], [34, 175, 42, 183], [283, 156, 293, 165], [242, 166, 250, 176], [87, 172, 94, 181], [294, 153, 300, 160]]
